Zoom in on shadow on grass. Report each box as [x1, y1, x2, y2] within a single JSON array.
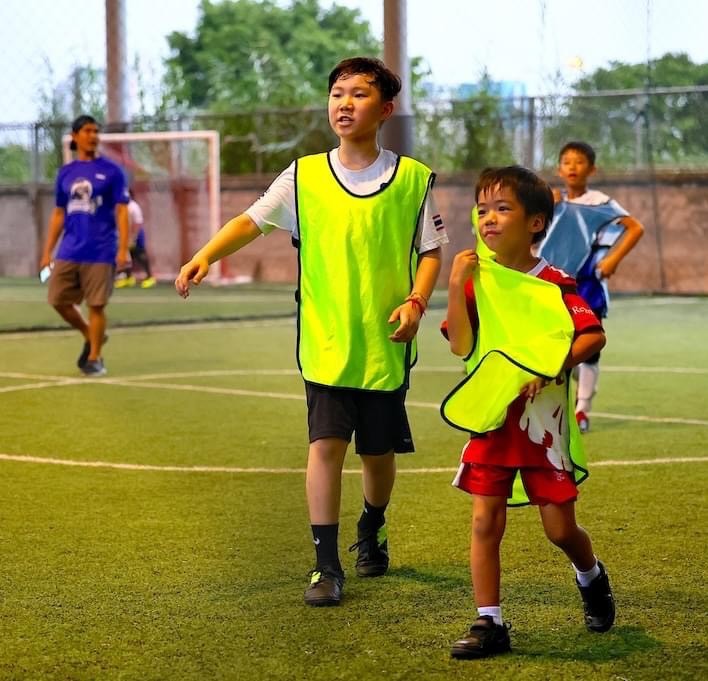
[[386, 565, 468, 590], [514, 625, 660, 662]]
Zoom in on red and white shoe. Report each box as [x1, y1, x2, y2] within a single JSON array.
[[576, 411, 590, 433]]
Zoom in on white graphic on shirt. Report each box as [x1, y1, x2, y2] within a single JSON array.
[[518, 379, 573, 472], [67, 178, 97, 215]]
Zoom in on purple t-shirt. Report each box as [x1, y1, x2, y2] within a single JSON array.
[[55, 157, 129, 264]]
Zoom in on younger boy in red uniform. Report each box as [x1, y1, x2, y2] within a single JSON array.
[[443, 166, 615, 660]]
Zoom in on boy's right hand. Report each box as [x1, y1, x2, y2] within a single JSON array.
[[449, 250, 478, 287], [175, 258, 210, 298]]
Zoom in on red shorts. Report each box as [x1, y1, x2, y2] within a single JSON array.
[[454, 462, 578, 505]]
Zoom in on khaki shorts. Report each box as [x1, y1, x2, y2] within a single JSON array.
[[48, 260, 115, 307]]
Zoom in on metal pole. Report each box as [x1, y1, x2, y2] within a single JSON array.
[[105, 0, 129, 128], [526, 96, 535, 168], [381, 0, 413, 156]]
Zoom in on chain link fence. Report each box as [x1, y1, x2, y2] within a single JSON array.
[[2, 87, 706, 184]]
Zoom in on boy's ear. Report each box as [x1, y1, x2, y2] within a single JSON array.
[[380, 100, 394, 122], [588, 164, 597, 177], [529, 213, 546, 238]]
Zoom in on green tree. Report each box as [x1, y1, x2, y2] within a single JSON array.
[[34, 61, 107, 181], [163, 0, 379, 112], [414, 72, 517, 172], [161, 0, 380, 173], [0, 145, 31, 183], [543, 53, 708, 169]]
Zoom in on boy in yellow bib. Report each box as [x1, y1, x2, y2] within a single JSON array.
[[442, 166, 614, 659], [175, 58, 446, 606]]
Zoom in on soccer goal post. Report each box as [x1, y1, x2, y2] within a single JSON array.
[[62, 130, 221, 281]]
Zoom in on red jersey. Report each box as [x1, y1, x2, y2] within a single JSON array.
[[442, 258, 602, 471]]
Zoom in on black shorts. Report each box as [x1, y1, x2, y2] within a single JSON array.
[[305, 382, 414, 455]]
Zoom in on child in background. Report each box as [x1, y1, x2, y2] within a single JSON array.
[[443, 166, 614, 660], [115, 189, 156, 289], [175, 57, 446, 607], [554, 141, 644, 432]]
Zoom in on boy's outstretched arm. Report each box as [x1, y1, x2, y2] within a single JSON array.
[[175, 214, 262, 298], [388, 247, 441, 343], [445, 250, 478, 357], [596, 215, 644, 278]]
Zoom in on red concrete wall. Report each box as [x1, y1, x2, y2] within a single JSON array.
[[217, 172, 708, 294], [4, 171, 707, 294]]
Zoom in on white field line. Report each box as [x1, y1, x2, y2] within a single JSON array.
[[3, 295, 704, 307], [0, 294, 295, 305], [589, 412, 708, 426], [110, 380, 307, 401], [1, 452, 706, 475], [0, 379, 81, 394], [611, 297, 705, 306], [0, 318, 294, 341], [1, 370, 707, 426], [3, 363, 707, 382]]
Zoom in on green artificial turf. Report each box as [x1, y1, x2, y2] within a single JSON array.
[[0, 285, 706, 680]]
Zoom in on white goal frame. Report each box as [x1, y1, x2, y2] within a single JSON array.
[[61, 130, 221, 249]]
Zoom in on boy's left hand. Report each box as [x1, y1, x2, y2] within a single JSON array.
[[596, 257, 618, 279], [519, 376, 550, 400], [388, 302, 421, 342]]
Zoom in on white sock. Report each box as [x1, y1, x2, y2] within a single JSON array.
[[576, 362, 600, 414], [574, 559, 600, 587], [477, 606, 502, 625]]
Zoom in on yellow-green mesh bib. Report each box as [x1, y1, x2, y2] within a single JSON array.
[[296, 153, 433, 391], [440, 257, 587, 505]]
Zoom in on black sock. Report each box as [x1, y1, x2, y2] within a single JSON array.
[[358, 498, 387, 534], [311, 524, 341, 572], [138, 253, 152, 277]]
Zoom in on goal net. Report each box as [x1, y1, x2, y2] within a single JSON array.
[[62, 130, 221, 281]]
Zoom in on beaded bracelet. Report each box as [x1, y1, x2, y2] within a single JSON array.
[[405, 296, 426, 316]]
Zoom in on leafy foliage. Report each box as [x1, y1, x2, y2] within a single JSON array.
[[161, 0, 379, 172], [0, 145, 30, 183], [163, 0, 379, 112], [414, 73, 518, 172], [543, 53, 708, 169]]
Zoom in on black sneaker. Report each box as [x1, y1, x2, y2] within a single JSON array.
[[81, 359, 107, 377], [349, 524, 389, 577], [451, 616, 512, 659], [577, 560, 615, 632], [77, 335, 108, 369], [304, 566, 344, 607]]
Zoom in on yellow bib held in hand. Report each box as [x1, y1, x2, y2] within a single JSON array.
[[441, 257, 574, 433], [441, 256, 588, 506]]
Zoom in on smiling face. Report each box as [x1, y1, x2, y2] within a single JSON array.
[[477, 184, 545, 261], [327, 73, 393, 142], [558, 148, 595, 195]]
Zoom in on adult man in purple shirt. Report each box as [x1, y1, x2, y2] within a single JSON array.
[[40, 115, 130, 376]]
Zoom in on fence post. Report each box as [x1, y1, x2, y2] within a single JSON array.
[[526, 96, 535, 168]]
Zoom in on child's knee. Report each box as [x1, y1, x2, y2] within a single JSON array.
[[471, 507, 505, 543], [544, 523, 578, 548], [309, 437, 347, 463]]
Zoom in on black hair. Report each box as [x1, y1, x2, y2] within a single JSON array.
[[69, 114, 99, 151], [558, 140, 596, 166], [475, 165, 554, 244], [328, 57, 401, 102]]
